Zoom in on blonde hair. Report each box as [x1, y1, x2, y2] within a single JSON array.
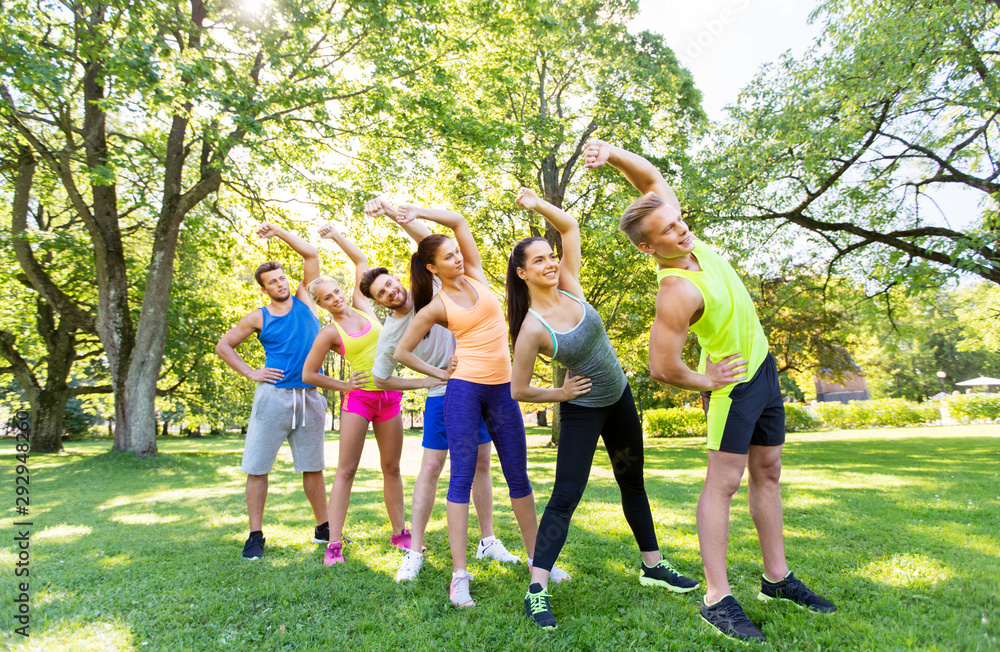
[[619, 192, 664, 248], [307, 276, 339, 303]]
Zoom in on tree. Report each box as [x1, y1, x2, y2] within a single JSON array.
[[1, 0, 452, 455], [694, 0, 1000, 286], [0, 145, 109, 453]]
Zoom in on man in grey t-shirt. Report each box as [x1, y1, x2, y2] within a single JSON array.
[[361, 198, 520, 582]]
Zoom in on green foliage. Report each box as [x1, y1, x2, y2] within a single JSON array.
[[783, 403, 821, 432], [693, 0, 1000, 285], [643, 406, 706, 438], [813, 399, 941, 429], [944, 394, 1000, 422]]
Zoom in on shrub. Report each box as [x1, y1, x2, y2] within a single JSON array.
[[644, 406, 706, 438], [813, 398, 940, 429], [943, 394, 1000, 423], [784, 403, 821, 432]]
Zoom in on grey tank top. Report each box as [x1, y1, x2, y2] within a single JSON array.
[[528, 291, 627, 408]]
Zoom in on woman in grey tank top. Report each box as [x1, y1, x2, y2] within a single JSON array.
[[507, 188, 698, 630]]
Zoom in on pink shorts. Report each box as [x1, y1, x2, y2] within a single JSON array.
[[341, 388, 402, 423]]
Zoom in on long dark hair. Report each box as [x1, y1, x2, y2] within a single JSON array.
[[410, 234, 451, 313], [506, 237, 548, 345]]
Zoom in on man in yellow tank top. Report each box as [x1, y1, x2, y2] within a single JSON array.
[[585, 140, 835, 644]]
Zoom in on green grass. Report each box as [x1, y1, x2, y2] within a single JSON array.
[[1, 425, 999, 651]]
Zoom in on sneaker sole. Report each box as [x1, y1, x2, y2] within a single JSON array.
[[242, 555, 262, 561], [757, 592, 837, 614], [699, 614, 766, 644], [311, 537, 328, 544], [639, 576, 699, 593]]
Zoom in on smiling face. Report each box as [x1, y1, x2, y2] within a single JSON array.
[[313, 280, 349, 316], [637, 203, 695, 261], [367, 273, 408, 310], [427, 237, 464, 279], [259, 268, 292, 302], [517, 240, 559, 289]]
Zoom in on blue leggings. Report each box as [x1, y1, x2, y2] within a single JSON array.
[[443, 379, 532, 503]]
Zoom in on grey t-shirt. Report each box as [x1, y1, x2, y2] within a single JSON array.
[[371, 309, 456, 398]]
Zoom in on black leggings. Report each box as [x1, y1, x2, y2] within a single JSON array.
[[532, 384, 658, 571]]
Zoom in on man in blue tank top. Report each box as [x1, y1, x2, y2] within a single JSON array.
[[216, 223, 329, 560]]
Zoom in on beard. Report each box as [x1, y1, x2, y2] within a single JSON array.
[[273, 291, 291, 302]]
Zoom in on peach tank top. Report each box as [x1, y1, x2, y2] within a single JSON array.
[[438, 276, 512, 384]]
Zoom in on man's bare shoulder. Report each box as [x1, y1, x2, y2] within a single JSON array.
[[239, 308, 264, 331]]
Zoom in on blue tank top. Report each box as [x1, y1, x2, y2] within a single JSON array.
[[257, 296, 322, 389]]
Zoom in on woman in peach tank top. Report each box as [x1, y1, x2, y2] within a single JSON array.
[[393, 204, 551, 608]]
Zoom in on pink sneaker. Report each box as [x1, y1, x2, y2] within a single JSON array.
[[390, 529, 412, 550], [323, 541, 344, 566]]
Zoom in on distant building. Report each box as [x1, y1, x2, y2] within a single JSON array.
[[815, 364, 870, 403]]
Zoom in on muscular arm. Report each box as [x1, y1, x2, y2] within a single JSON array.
[[301, 327, 369, 392], [584, 140, 681, 213], [215, 311, 284, 383], [510, 319, 591, 403], [648, 277, 747, 391], [257, 222, 321, 303], [515, 188, 584, 298], [393, 298, 451, 381]]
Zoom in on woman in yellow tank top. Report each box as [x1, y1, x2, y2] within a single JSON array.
[[301, 223, 413, 566], [393, 203, 552, 609]]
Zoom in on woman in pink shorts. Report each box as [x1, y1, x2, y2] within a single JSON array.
[[302, 223, 413, 565]]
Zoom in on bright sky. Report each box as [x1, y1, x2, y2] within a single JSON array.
[[632, 0, 822, 120]]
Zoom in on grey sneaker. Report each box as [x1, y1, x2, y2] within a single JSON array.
[[449, 570, 475, 607]]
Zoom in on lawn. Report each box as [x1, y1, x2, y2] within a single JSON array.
[[1, 424, 998, 651]]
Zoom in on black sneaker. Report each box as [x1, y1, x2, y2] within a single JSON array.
[[758, 572, 836, 613], [524, 583, 557, 630], [639, 559, 699, 593], [701, 594, 766, 643], [242, 533, 265, 560], [312, 522, 329, 543]]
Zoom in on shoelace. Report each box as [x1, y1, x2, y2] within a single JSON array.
[[526, 590, 551, 615], [777, 577, 810, 600], [717, 601, 754, 628]]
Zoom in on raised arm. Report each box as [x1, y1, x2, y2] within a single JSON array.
[[364, 197, 433, 244], [514, 187, 583, 298], [510, 319, 591, 403], [318, 223, 376, 319], [397, 203, 487, 286], [393, 298, 451, 381], [256, 222, 320, 302], [583, 140, 681, 213], [648, 277, 747, 391], [215, 310, 285, 384]]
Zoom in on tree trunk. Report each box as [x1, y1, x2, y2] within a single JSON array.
[[31, 389, 70, 453], [537, 409, 547, 427], [160, 420, 170, 437], [550, 362, 566, 446]]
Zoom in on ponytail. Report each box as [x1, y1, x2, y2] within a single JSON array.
[[410, 234, 450, 313], [506, 237, 547, 345]]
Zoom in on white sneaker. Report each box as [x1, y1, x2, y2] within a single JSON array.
[[528, 558, 573, 583], [449, 570, 475, 607], [476, 537, 521, 563], [395, 550, 423, 582]]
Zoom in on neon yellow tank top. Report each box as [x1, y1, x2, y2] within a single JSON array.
[[332, 308, 382, 392], [656, 240, 769, 396]]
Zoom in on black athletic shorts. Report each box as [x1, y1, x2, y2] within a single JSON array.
[[700, 353, 785, 454]]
